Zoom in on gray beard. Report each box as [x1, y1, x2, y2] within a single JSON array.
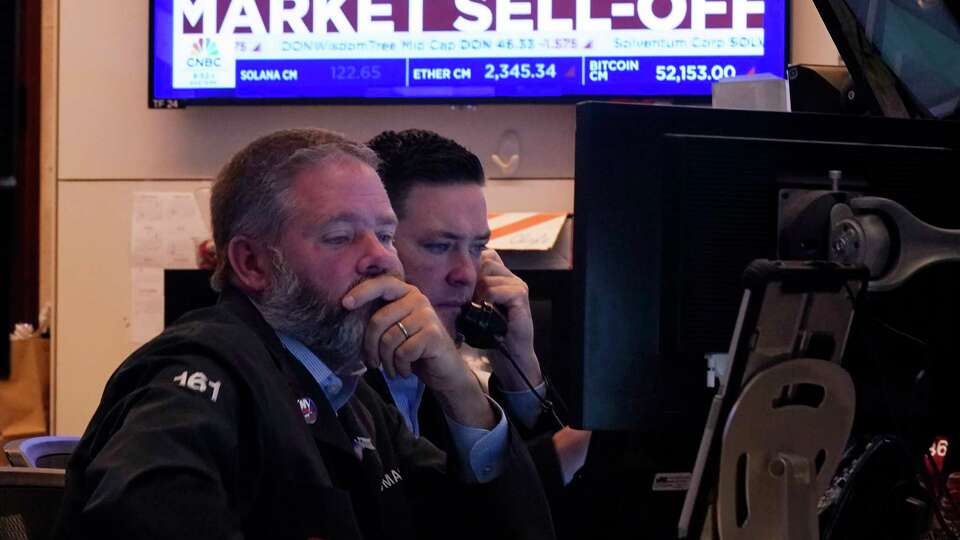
[[255, 249, 381, 377]]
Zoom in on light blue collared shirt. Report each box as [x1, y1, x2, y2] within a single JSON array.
[[383, 371, 547, 432], [495, 381, 548, 430], [380, 370, 426, 436], [278, 334, 508, 483]]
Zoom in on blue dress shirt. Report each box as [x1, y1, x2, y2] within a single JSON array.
[[278, 334, 508, 483], [380, 370, 425, 435]]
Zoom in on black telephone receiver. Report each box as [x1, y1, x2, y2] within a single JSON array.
[[456, 300, 567, 429], [455, 301, 508, 349]]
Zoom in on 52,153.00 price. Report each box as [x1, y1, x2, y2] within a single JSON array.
[[655, 64, 737, 83]]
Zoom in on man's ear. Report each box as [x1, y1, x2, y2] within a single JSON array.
[[225, 235, 272, 293]]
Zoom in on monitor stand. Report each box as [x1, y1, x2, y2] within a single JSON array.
[[711, 358, 854, 540], [678, 260, 867, 540]]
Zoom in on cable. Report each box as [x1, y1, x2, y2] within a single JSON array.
[[874, 317, 930, 349], [823, 274, 952, 538], [839, 285, 951, 539], [493, 338, 566, 431]]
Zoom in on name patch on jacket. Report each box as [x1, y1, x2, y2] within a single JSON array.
[[380, 468, 403, 492]]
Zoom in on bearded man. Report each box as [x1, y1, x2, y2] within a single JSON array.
[[55, 129, 554, 540]]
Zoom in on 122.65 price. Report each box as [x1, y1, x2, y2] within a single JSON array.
[[655, 64, 737, 83], [330, 64, 382, 80]]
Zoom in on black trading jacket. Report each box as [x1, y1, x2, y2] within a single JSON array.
[[364, 371, 565, 500], [55, 288, 554, 540]]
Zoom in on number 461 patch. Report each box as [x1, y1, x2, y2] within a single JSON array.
[[173, 370, 222, 402]]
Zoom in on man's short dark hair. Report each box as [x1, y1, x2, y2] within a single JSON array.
[[367, 129, 484, 218]]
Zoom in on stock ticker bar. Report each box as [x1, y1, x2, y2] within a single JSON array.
[[229, 56, 763, 98], [155, 0, 784, 101]]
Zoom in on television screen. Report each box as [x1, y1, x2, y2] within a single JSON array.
[[150, 0, 787, 106]]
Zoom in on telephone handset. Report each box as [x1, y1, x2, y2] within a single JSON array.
[[455, 300, 567, 429], [455, 301, 508, 349]]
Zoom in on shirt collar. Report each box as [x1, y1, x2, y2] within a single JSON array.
[[277, 333, 360, 412]]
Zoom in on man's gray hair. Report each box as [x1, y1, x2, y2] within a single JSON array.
[[209, 129, 380, 291]]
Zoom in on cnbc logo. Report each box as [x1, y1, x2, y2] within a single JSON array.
[[186, 37, 221, 68], [173, 34, 233, 89]]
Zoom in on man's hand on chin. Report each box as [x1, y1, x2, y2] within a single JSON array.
[[343, 275, 495, 429]]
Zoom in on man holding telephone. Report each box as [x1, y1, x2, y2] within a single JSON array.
[[56, 129, 554, 540], [366, 129, 592, 502]]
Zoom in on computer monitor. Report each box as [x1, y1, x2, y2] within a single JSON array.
[[164, 269, 217, 327], [569, 102, 960, 434], [814, 0, 960, 119]]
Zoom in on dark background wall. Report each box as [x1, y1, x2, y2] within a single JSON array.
[[1, 0, 41, 378]]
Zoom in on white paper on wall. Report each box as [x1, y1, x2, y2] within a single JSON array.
[[130, 267, 164, 343], [129, 191, 209, 343], [131, 192, 209, 269]]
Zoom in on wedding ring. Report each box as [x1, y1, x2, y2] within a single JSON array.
[[395, 321, 411, 341]]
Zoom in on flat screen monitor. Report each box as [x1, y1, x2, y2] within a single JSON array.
[[815, 0, 960, 119], [164, 270, 218, 327], [570, 102, 960, 434], [149, 0, 787, 106]]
